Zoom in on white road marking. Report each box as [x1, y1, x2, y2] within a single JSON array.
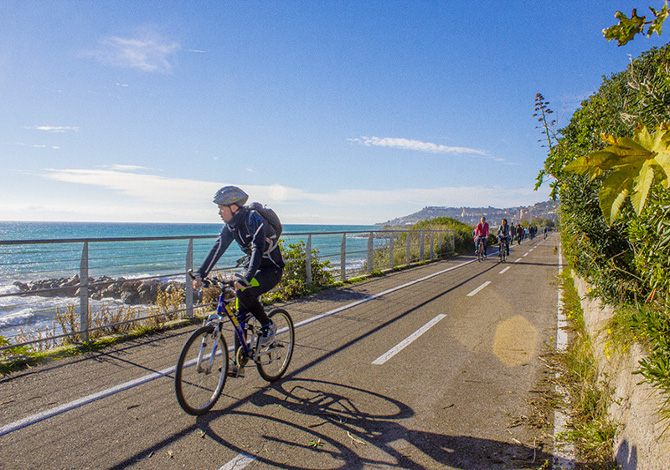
[[499, 267, 510, 274], [0, 258, 477, 437], [466, 281, 491, 297], [514, 258, 522, 263], [219, 453, 256, 470], [372, 314, 446, 365], [553, 242, 575, 468]]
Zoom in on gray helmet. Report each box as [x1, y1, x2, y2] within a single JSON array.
[[212, 186, 248, 206]]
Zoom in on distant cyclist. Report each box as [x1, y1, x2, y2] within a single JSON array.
[[515, 224, 524, 245], [497, 218, 510, 256], [193, 186, 285, 374], [474, 216, 489, 258]]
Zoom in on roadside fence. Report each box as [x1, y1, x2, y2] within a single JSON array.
[[0, 228, 454, 352]]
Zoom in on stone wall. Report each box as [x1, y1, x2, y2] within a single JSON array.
[[572, 274, 670, 470]]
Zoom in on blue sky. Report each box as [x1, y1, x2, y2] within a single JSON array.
[[1, 1, 667, 225]]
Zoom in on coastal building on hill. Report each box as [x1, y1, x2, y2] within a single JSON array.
[[377, 200, 559, 227]]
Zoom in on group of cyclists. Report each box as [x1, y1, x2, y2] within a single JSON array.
[[473, 216, 549, 259]]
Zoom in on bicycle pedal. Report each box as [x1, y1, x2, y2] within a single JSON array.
[[227, 367, 244, 378]]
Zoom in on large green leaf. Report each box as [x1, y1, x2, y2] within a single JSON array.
[[564, 124, 670, 224], [599, 168, 635, 224]]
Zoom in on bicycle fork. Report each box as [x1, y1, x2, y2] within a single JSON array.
[[196, 326, 220, 375]]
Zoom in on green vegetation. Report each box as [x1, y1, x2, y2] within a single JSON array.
[[411, 216, 477, 255], [266, 240, 335, 302], [538, 41, 670, 428]]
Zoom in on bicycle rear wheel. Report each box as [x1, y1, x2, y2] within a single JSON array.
[[256, 308, 294, 382], [175, 324, 228, 415]]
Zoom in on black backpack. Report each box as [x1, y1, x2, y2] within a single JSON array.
[[247, 202, 283, 239]]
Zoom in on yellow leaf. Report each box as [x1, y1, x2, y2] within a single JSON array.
[[631, 161, 655, 215], [599, 169, 634, 225], [655, 152, 670, 186]]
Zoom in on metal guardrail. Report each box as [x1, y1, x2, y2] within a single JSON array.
[[0, 228, 454, 351]]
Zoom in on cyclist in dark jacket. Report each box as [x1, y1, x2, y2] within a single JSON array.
[[194, 186, 284, 349]]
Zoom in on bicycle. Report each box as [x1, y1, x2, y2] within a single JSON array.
[[476, 236, 486, 262], [498, 236, 509, 263], [174, 274, 295, 415]]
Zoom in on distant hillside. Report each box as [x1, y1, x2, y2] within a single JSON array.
[[377, 200, 559, 226]]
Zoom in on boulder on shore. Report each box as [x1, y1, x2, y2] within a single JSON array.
[[12, 276, 200, 305]]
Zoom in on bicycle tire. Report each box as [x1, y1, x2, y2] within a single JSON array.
[[175, 324, 228, 415], [256, 308, 295, 382]]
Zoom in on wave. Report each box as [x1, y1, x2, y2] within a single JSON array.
[[0, 308, 36, 328]]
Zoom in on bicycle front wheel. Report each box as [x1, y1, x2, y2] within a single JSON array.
[[175, 325, 229, 415], [256, 308, 294, 382]]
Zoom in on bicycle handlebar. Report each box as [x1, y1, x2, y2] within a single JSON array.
[[187, 270, 235, 289]]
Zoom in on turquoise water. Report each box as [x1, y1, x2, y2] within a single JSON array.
[[0, 221, 379, 338]]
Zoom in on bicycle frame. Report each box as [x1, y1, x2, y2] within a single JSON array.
[[207, 286, 256, 359]]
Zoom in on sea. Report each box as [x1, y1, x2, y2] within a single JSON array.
[[0, 221, 379, 340]]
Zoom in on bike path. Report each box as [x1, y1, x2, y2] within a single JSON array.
[[0, 234, 562, 469]]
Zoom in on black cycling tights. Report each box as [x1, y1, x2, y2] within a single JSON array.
[[236, 267, 283, 325]]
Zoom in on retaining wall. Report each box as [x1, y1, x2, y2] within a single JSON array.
[[572, 274, 670, 470]]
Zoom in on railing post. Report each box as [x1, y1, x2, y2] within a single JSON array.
[[185, 239, 194, 317], [430, 232, 435, 260], [389, 233, 394, 270], [420, 231, 425, 261], [406, 231, 411, 265], [438, 231, 443, 258], [367, 232, 374, 274], [306, 235, 312, 285], [340, 233, 346, 282], [79, 242, 89, 342]]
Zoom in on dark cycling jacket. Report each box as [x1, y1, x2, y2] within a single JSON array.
[[497, 224, 510, 238], [198, 207, 284, 283]]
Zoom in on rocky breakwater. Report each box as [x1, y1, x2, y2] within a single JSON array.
[[12, 275, 201, 305]]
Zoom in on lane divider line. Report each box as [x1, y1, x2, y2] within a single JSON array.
[[466, 281, 491, 297], [499, 267, 510, 274], [0, 258, 477, 437], [372, 314, 446, 365]]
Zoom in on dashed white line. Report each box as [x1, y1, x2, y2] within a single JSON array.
[[372, 314, 446, 365], [499, 266, 510, 274], [466, 281, 491, 297]]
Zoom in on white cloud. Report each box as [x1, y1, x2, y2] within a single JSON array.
[[36, 166, 551, 224], [351, 136, 489, 156], [86, 30, 180, 73], [27, 126, 80, 133]]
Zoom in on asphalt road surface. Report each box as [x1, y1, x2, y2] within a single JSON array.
[[0, 234, 563, 469]]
